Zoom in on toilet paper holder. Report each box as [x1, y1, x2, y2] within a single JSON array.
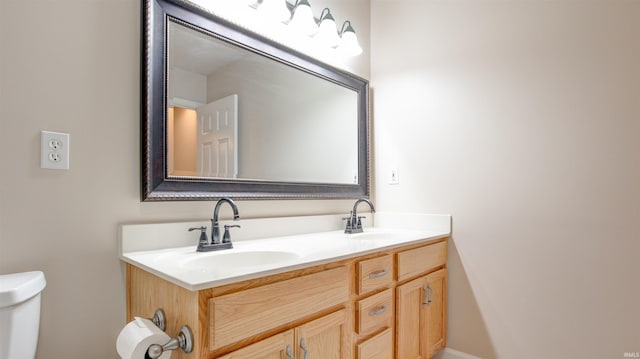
[[149, 309, 166, 332], [147, 325, 193, 358], [145, 309, 194, 358]]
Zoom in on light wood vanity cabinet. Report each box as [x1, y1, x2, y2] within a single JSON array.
[[126, 237, 448, 359]]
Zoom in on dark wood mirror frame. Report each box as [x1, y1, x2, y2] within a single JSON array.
[[141, 0, 370, 201]]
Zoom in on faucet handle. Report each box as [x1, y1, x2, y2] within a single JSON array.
[[189, 226, 209, 247], [343, 212, 355, 233], [223, 225, 241, 244]]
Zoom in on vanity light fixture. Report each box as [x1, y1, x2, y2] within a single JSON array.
[[336, 21, 362, 56], [288, 0, 318, 36], [314, 8, 341, 48], [214, 0, 363, 58], [257, 0, 291, 23]]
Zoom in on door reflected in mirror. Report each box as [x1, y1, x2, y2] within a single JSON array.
[[167, 20, 359, 184]]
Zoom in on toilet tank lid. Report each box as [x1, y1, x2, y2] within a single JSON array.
[[0, 271, 46, 308]]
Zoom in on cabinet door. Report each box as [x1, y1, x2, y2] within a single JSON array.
[[424, 269, 446, 358], [217, 330, 295, 359], [396, 276, 428, 359], [295, 309, 349, 359], [396, 269, 447, 359]]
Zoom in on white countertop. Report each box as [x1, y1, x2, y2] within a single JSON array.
[[120, 213, 451, 291]]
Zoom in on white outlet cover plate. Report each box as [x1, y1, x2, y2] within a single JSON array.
[[41, 131, 70, 170]]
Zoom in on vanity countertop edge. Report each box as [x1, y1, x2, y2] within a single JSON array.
[[120, 213, 451, 291]]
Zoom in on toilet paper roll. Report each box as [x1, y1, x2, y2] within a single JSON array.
[[116, 317, 172, 359]]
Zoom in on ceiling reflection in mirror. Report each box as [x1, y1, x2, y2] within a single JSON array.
[[167, 20, 359, 184]]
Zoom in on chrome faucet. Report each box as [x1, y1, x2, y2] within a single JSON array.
[[344, 198, 375, 234], [189, 197, 240, 251], [211, 197, 240, 245]]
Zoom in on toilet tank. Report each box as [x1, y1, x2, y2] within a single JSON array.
[[0, 271, 46, 359]]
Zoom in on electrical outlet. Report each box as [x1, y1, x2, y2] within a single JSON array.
[[48, 152, 63, 162], [48, 138, 63, 150], [41, 131, 70, 170]]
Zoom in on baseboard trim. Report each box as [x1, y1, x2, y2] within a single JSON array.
[[434, 348, 483, 359]]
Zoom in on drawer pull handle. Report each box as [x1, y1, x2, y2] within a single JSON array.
[[285, 344, 295, 359], [368, 305, 387, 316], [300, 338, 309, 359], [369, 269, 388, 279]]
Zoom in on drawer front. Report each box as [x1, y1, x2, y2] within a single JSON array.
[[209, 266, 349, 350], [216, 329, 294, 359], [397, 241, 447, 282], [356, 288, 393, 334], [357, 255, 393, 295], [357, 328, 393, 359]]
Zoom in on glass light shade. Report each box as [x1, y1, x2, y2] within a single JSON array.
[[337, 27, 362, 56], [315, 11, 340, 47], [289, 1, 318, 36], [257, 0, 291, 23]]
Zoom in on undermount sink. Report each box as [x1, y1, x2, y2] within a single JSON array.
[[178, 250, 300, 270]]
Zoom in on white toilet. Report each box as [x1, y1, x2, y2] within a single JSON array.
[[0, 271, 46, 359]]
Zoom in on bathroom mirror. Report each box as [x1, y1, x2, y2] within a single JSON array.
[[142, 0, 370, 201]]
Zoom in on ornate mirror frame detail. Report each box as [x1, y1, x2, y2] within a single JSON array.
[[141, 0, 370, 201]]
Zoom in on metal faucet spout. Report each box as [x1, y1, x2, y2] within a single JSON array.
[[211, 197, 240, 245], [352, 198, 375, 215]]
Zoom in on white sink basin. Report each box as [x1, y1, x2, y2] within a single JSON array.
[[178, 250, 300, 270]]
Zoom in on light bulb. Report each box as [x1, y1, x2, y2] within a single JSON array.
[[289, 0, 318, 36], [337, 21, 362, 56], [315, 8, 340, 47]]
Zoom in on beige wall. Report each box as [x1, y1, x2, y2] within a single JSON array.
[[372, 0, 640, 358], [0, 0, 369, 358]]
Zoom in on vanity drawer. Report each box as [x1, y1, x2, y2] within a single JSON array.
[[356, 328, 393, 359], [356, 288, 393, 334], [357, 255, 393, 295], [397, 241, 447, 282], [209, 266, 349, 350]]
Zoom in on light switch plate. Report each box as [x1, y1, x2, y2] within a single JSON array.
[[389, 168, 399, 184], [41, 131, 70, 170]]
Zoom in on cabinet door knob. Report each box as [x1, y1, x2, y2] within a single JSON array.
[[300, 338, 309, 359], [285, 344, 295, 359], [368, 305, 387, 316], [369, 269, 388, 279]]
